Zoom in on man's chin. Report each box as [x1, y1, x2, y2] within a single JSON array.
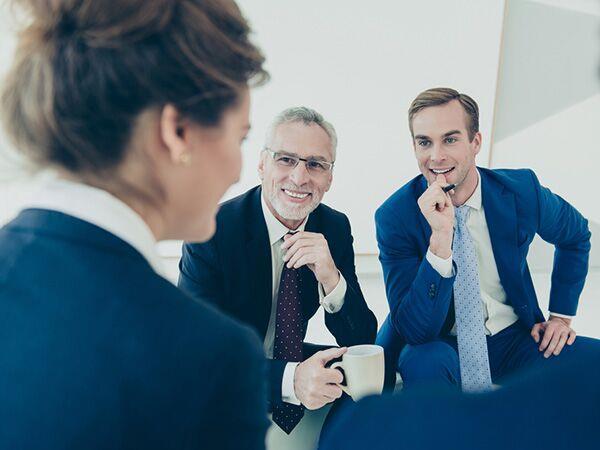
[[273, 200, 316, 222]]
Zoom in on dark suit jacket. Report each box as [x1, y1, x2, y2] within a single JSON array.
[[374, 168, 591, 378], [178, 186, 377, 407], [0, 209, 269, 450], [320, 343, 600, 450]]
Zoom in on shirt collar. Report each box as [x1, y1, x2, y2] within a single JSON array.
[[463, 169, 482, 211], [23, 175, 165, 276], [260, 191, 308, 246]]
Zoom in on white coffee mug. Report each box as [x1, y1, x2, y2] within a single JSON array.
[[330, 344, 384, 401]]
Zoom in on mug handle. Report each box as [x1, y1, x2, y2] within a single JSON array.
[[330, 362, 350, 396]]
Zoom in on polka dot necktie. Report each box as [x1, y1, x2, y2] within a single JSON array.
[[453, 206, 493, 393], [271, 235, 304, 434]]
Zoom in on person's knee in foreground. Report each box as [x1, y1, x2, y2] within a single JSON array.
[[319, 348, 600, 450], [0, 1, 269, 449], [178, 106, 378, 436], [374, 87, 599, 392]]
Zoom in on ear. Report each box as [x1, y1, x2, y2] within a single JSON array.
[[160, 104, 190, 164], [324, 171, 333, 193], [471, 131, 482, 156], [257, 150, 266, 180]]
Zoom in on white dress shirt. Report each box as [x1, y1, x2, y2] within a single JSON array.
[[23, 175, 165, 277], [260, 194, 346, 405], [426, 170, 571, 336]]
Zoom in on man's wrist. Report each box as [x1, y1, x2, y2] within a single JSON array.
[[429, 230, 453, 259], [549, 315, 572, 326], [321, 268, 340, 295], [282, 362, 301, 405]]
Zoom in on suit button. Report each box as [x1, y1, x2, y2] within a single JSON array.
[[428, 283, 436, 298]]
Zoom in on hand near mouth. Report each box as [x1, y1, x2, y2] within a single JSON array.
[[418, 174, 455, 259], [281, 231, 340, 294]]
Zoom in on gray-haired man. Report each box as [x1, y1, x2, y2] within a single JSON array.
[[178, 107, 377, 434]]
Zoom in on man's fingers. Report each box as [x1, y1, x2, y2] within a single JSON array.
[[322, 367, 345, 385], [321, 384, 343, 400], [544, 330, 563, 358], [282, 238, 315, 258], [429, 190, 448, 212], [286, 247, 309, 268], [552, 333, 569, 356], [316, 347, 347, 365], [539, 326, 554, 351], [531, 324, 542, 343], [444, 192, 453, 208], [567, 330, 577, 345], [435, 174, 447, 185], [292, 254, 315, 270], [282, 231, 322, 249]]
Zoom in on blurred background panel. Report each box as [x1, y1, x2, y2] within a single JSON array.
[[492, 0, 600, 269]]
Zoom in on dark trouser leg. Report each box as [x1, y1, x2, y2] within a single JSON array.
[[398, 340, 461, 390], [487, 321, 600, 383]]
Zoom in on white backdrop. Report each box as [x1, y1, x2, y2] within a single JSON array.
[[229, 0, 506, 253], [0, 1, 507, 255]]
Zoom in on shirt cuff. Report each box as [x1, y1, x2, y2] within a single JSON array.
[[426, 249, 454, 278], [318, 271, 347, 314], [549, 312, 574, 319], [281, 362, 301, 405]]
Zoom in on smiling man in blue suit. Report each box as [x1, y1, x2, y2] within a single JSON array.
[[375, 87, 599, 392]]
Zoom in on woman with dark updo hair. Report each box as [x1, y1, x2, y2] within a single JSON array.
[[0, 0, 269, 448]]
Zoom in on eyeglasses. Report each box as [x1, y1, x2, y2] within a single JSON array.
[[264, 149, 335, 174]]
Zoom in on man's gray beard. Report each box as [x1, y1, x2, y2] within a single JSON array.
[[268, 190, 320, 221]]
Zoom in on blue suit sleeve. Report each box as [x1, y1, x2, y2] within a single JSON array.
[[530, 170, 591, 316], [179, 241, 287, 410], [216, 326, 270, 450], [375, 205, 455, 345]]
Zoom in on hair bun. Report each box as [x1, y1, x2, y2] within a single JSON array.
[[16, 0, 176, 47]]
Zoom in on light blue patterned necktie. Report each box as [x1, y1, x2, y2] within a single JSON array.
[[453, 205, 493, 392]]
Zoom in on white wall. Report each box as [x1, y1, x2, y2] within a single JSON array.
[[0, 1, 507, 256], [230, 0, 506, 254]]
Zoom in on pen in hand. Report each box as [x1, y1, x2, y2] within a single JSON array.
[[442, 183, 456, 193]]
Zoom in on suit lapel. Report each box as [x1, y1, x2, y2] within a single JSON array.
[[480, 170, 524, 305], [415, 177, 432, 245], [245, 188, 274, 339]]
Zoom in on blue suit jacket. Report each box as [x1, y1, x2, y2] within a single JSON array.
[[178, 186, 377, 407], [375, 168, 590, 369], [319, 344, 600, 450], [0, 209, 269, 450]]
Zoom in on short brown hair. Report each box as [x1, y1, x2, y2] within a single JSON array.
[[1, 0, 268, 174], [408, 87, 479, 141]]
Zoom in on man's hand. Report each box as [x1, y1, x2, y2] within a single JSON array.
[[282, 231, 340, 294], [293, 347, 346, 410], [531, 316, 576, 358], [417, 174, 455, 258]]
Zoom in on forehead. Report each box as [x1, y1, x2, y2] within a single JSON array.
[[271, 122, 333, 160], [411, 100, 469, 137]]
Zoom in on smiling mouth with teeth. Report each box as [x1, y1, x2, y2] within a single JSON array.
[[430, 167, 454, 175], [283, 189, 311, 199]]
